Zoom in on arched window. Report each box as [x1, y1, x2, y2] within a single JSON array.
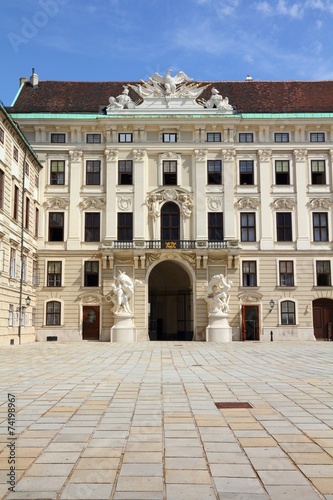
[[281, 300, 295, 325], [46, 301, 61, 326], [161, 202, 180, 244]]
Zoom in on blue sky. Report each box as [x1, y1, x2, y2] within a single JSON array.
[[1, 0, 333, 105]]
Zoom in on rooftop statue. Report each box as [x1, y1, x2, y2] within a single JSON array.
[[106, 86, 136, 113], [204, 87, 233, 111]]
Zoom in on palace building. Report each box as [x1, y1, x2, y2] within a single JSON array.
[[5, 69, 333, 343]]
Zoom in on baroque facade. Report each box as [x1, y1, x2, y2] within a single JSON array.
[[6, 69, 333, 343]]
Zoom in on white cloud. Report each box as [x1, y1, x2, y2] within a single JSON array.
[[277, 0, 304, 18], [256, 1, 274, 15]]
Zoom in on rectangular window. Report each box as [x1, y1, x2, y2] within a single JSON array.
[[47, 261, 62, 287], [281, 301, 296, 325], [275, 132, 289, 142], [163, 133, 177, 143], [13, 185, 19, 220], [163, 160, 177, 185], [0, 169, 4, 209], [10, 248, 16, 279], [50, 160, 65, 185], [310, 132, 325, 142], [86, 133, 101, 143], [239, 133, 253, 143], [279, 261, 294, 286], [275, 160, 290, 185], [0, 128, 4, 144], [117, 212, 133, 241], [35, 207, 39, 238], [25, 197, 30, 229], [46, 301, 61, 325], [311, 160, 326, 185], [277, 212, 292, 241], [242, 261, 257, 286], [316, 261, 331, 286], [13, 146, 18, 162], [241, 213, 256, 242], [313, 212, 328, 241], [118, 160, 133, 185], [84, 261, 99, 286], [118, 133, 132, 143], [207, 132, 221, 142], [49, 212, 64, 241], [9, 305, 14, 327], [207, 160, 222, 185], [85, 213, 100, 242], [208, 212, 223, 241], [51, 133, 65, 143], [239, 160, 254, 185], [86, 160, 101, 185], [24, 161, 29, 176]]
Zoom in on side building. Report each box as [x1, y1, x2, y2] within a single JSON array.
[[8, 70, 333, 342], [0, 101, 42, 346]]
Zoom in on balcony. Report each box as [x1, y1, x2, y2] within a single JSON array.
[[103, 240, 235, 250]]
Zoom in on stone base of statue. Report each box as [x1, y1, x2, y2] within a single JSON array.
[[110, 313, 137, 342], [206, 312, 232, 342]]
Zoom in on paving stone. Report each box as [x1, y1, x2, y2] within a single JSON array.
[[166, 483, 216, 499], [60, 483, 113, 499], [116, 476, 164, 491]]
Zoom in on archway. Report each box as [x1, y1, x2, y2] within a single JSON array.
[[148, 261, 193, 340], [313, 298, 333, 340]]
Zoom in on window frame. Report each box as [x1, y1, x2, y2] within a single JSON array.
[[50, 133, 66, 143], [276, 212, 292, 242], [280, 300, 296, 325], [84, 212, 101, 242], [275, 160, 290, 185], [48, 212, 64, 242], [25, 197, 30, 230], [310, 132, 325, 142], [13, 185, 19, 220], [240, 212, 256, 242], [207, 160, 222, 185], [242, 260, 257, 287], [84, 260, 100, 287], [313, 212, 328, 242], [118, 133, 133, 143], [13, 146, 18, 162], [163, 160, 177, 186], [86, 160, 101, 185], [117, 212, 133, 241], [316, 260, 331, 286], [208, 212, 223, 241], [0, 169, 4, 210], [207, 132, 221, 142], [274, 132, 289, 143], [239, 132, 253, 143], [311, 160, 326, 185], [162, 133, 177, 143], [86, 133, 101, 144], [279, 260, 294, 287], [239, 160, 254, 185], [46, 300, 61, 326], [118, 160, 133, 185], [47, 261, 62, 287], [50, 160, 65, 185], [0, 127, 4, 145]]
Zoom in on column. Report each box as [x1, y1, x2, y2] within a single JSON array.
[[294, 149, 309, 249], [222, 149, 236, 240], [258, 149, 273, 250], [104, 149, 118, 242]]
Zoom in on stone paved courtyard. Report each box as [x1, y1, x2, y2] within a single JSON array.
[[0, 341, 333, 499]]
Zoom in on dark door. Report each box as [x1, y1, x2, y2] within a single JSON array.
[[161, 202, 180, 247], [82, 306, 100, 340], [313, 299, 333, 340], [242, 305, 259, 341]]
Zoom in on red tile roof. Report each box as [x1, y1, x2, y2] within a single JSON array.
[[8, 79, 333, 114]]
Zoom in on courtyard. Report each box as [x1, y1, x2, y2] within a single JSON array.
[[0, 341, 333, 499]]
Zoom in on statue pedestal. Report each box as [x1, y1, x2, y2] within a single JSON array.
[[206, 313, 232, 342], [110, 314, 137, 342]]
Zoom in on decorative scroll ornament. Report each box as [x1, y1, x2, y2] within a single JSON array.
[[43, 197, 69, 209], [222, 149, 236, 161], [195, 149, 208, 161], [69, 150, 83, 162], [271, 198, 296, 210], [79, 293, 104, 304], [293, 149, 308, 162], [146, 189, 193, 220], [307, 198, 331, 210], [130, 70, 206, 98], [258, 149, 272, 162], [79, 198, 105, 210], [207, 197, 222, 211], [165, 241, 177, 249], [238, 292, 263, 303], [132, 149, 146, 161], [117, 197, 132, 211], [236, 198, 260, 210], [104, 149, 118, 161]]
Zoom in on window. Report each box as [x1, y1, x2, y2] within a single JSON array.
[[275, 160, 290, 185], [49, 212, 64, 241], [277, 213, 292, 241], [13, 146, 18, 162], [207, 160, 222, 185], [9, 305, 14, 327], [84, 261, 99, 286], [24, 161, 29, 176], [163, 160, 177, 185], [50, 160, 65, 185], [86, 160, 101, 185], [207, 133, 221, 142], [316, 261, 331, 286], [25, 197, 30, 230], [35, 208, 39, 238], [85, 213, 100, 242], [47, 261, 62, 287], [0, 128, 4, 144], [51, 133, 65, 143], [35, 174, 39, 188], [239, 161, 254, 185], [33, 260, 38, 286], [242, 261, 257, 286], [118, 133, 132, 143], [161, 203, 180, 242], [13, 185, 19, 220], [313, 212, 328, 241], [117, 213, 133, 241], [208, 212, 223, 240], [275, 132, 289, 142], [239, 133, 253, 143], [0, 169, 4, 209], [310, 132, 325, 142], [86, 133, 101, 143], [20, 307, 27, 327], [10, 248, 16, 279], [311, 160, 326, 185], [163, 133, 177, 142], [281, 300, 295, 325], [22, 254, 27, 282], [118, 160, 133, 185], [279, 261, 294, 286], [241, 213, 256, 242], [46, 301, 61, 325]]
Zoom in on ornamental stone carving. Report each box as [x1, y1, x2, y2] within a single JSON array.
[[79, 198, 105, 210], [130, 70, 208, 99], [117, 197, 132, 211], [43, 197, 69, 209], [238, 292, 263, 303], [222, 149, 236, 161], [205, 274, 233, 314], [307, 198, 331, 210], [258, 149, 272, 162], [160, 152, 180, 161], [146, 189, 193, 220], [195, 149, 208, 161], [203, 88, 234, 113], [104, 149, 118, 161], [271, 198, 296, 210], [106, 87, 136, 113], [207, 197, 222, 211], [79, 293, 103, 304], [69, 150, 83, 162], [293, 149, 308, 162], [132, 149, 146, 161], [236, 198, 260, 210]]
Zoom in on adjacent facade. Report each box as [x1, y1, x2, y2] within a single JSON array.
[[6, 69, 333, 343]]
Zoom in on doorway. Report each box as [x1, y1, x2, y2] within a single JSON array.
[[161, 202, 180, 247], [82, 306, 100, 340], [313, 298, 333, 340], [148, 261, 193, 340], [242, 305, 259, 341]]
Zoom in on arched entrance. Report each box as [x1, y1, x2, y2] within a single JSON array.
[[148, 261, 193, 340], [313, 298, 333, 340]]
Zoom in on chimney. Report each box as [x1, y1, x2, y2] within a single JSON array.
[[30, 68, 39, 88], [245, 74, 253, 81], [19, 77, 27, 87]]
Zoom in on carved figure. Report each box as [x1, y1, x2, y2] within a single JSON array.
[[110, 271, 135, 315], [147, 195, 161, 220], [204, 87, 233, 111], [151, 69, 193, 95], [205, 274, 233, 314], [106, 87, 136, 111]]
